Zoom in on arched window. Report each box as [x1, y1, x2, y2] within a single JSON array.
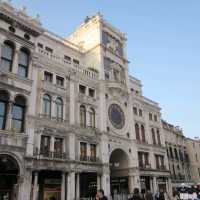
[[43, 94, 51, 117], [0, 90, 9, 130], [12, 95, 26, 133], [80, 105, 86, 127], [141, 125, 146, 143], [18, 48, 29, 78], [157, 129, 161, 145], [89, 107, 95, 128], [170, 147, 174, 158], [1, 41, 14, 72], [135, 123, 140, 141], [151, 128, 156, 145], [55, 97, 63, 120]]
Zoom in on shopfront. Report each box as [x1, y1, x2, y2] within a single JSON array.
[[79, 172, 97, 199], [37, 171, 62, 200]]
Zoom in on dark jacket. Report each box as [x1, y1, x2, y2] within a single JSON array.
[[129, 194, 142, 200], [100, 196, 108, 200]]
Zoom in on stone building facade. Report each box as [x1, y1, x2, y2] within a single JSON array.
[[186, 138, 200, 184], [0, 1, 176, 200], [162, 121, 191, 188]]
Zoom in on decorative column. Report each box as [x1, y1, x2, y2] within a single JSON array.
[[69, 76, 75, 125], [37, 130, 42, 155], [5, 99, 13, 130], [61, 172, 66, 200], [12, 44, 20, 74], [50, 136, 55, 157], [27, 54, 33, 79], [19, 170, 33, 200], [129, 176, 135, 194], [69, 133, 75, 160], [32, 171, 39, 200], [153, 176, 158, 193], [67, 172, 75, 200], [97, 174, 101, 190], [101, 172, 110, 197], [75, 173, 80, 200], [51, 96, 56, 119]]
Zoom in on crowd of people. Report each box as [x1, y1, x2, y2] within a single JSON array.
[[127, 186, 200, 200], [95, 186, 200, 200]]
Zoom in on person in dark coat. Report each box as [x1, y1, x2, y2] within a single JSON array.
[[96, 189, 108, 200], [129, 188, 142, 200], [146, 190, 153, 200]]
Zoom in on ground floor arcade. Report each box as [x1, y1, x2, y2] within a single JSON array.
[[0, 150, 171, 200]]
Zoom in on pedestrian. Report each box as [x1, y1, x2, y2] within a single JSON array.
[[129, 188, 142, 200], [96, 189, 108, 200], [146, 190, 153, 200], [154, 189, 165, 200], [141, 189, 146, 200], [172, 191, 180, 200]]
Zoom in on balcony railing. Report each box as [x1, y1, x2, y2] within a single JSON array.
[[139, 163, 151, 170], [79, 156, 99, 163], [33, 150, 67, 160], [37, 48, 99, 80], [156, 165, 167, 171]]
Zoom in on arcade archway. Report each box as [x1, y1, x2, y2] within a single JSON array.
[[0, 154, 20, 200], [109, 148, 129, 195]]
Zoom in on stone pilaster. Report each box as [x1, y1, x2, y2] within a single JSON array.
[[32, 171, 39, 200], [61, 172, 66, 200], [75, 173, 80, 200], [67, 172, 75, 200], [101, 172, 110, 197]]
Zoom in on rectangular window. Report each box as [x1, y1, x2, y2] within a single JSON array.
[[138, 152, 143, 168], [196, 153, 198, 162], [37, 43, 43, 49], [149, 113, 153, 121], [154, 115, 158, 122], [45, 46, 53, 53], [73, 59, 79, 65], [88, 88, 95, 98], [155, 155, 160, 169], [64, 55, 71, 63], [79, 84, 86, 94], [113, 69, 119, 81], [44, 71, 53, 83], [40, 135, 51, 157], [155, 155, 165, 170], [104, 71, 110, 80], [102, 31, 110, 45], [138, 152, 149, 168], [54, 138, 63, 158], [56, 76, 64, 87], [139, 109, 143, 117], [80, 142, 87, 161], [90, 144, 96, 161], [133, 107, 137, 115]]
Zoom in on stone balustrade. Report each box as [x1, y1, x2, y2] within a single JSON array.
[[37, 48, 99, 80]]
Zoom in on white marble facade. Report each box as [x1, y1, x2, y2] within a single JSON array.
[[0, 1, 173, 200]]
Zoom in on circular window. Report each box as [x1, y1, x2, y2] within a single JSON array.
[[108, 104, 125, 129]]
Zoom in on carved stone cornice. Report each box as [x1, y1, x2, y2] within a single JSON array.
[[0, 3, 44, 37]]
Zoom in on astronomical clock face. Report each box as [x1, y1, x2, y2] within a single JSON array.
[[108, 104, 125, 129]]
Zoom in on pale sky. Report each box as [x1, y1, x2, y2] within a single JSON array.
[[10, 0, 200, 138]]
